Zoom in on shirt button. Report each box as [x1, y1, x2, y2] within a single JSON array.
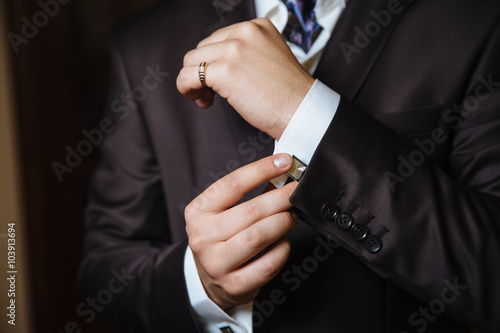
[[321, 203, 339, 220], [364, 236, 382, 253], [351, 224, 368, 241], [335, 212, 353, 230]]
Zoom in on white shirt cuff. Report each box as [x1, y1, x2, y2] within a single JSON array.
[[184, 246, 253, 333], [271, 80, 341, 188]]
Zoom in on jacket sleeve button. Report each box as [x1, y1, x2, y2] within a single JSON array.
[[321, 203, 340, 221], [351, 224, 368, 241], [364, 236, 382, 253], [335, 212, 353, 230]]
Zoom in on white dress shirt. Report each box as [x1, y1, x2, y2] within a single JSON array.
[[185, 0, 346, 332]]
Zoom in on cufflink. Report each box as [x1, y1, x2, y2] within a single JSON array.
[[286, 155, 307, 181]]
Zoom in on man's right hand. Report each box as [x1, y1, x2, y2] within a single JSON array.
[[185, 154, 299, 310]]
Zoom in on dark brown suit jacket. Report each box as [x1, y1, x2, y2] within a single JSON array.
[[79, 0, 500, 332]]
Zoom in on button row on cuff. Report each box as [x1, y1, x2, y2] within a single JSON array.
[[320, 203, 382, 253]]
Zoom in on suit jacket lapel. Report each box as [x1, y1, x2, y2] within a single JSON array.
[[206, 1, 274, 164], [315, 0, 415, 102], [205, 0, 256, 35]]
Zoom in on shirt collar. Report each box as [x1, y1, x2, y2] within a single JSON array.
[[255, 0, 347, 34]]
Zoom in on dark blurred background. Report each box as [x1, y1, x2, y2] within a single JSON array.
[[1, 0, 163, 331]]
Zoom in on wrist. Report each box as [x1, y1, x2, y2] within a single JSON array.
[[272, 74, 315, 140]]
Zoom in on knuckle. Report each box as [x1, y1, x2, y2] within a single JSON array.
[[261, 255, 282, 278], [260, 17, 273, 27], [263, 241, 291, 277], [181, 67, 192, 81], [200, 181, 224, 209], [195, 192, 211, 211], [206, 227, 222, 242], [256, 160, 273, 179], [221, 274, 261, 304], [243, 227, 265, 249], [281, 238, 292, 254], [223, 276, 244, 296], [223, 275, 260, 302], [202, 257, 224, 278], [196, 39, 205, 49], [243, 201, 261, 221], [183, 50, 194, 66], [176, 69, 185, 89], [239, 21, 260, 37], [187, 231, 205, 253], [275, 189, 293, 209], [254, 17, 272, 30], [281, 183, 297, 200], [184, 203, 199, 222], [281, 212, 297, 230], [220, 61, 237, 79], [227, 39, 244, 56], [223, 171, 241, 193], [176, 68, 192, 90]]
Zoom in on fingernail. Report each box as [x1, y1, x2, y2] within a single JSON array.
[[274, 154, 291, 169]]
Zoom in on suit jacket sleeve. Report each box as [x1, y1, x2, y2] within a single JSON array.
[[290, 19, 500, 332], [77, 29, 199, 333]]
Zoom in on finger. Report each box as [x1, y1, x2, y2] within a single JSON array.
[[179, 40, 253, 97], [179, 43, 229, 95], [197, 181, 297, 244], [218, 210, 298, 271], [196, 21, 247, 48], [196, 19, 273, 49], [177, 60, 223, 98], [225, 237, 291, 295], [186, 182, 297, 247], [183, 42, 228, 67], [191, 154, 293, 213], [176, 65, 206, 97], [176, 64, 215, 108], [195, 89, 215, 108], [214, 181, 298, 240]]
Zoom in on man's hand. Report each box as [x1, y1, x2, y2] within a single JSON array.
[[185, 154, 298, 310], [177, 18, 315, 140]]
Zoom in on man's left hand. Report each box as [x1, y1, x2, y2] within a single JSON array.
[[177, 18, 315, 140]]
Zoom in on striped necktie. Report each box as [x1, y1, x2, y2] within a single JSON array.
[[282, 0, 323, 53]]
